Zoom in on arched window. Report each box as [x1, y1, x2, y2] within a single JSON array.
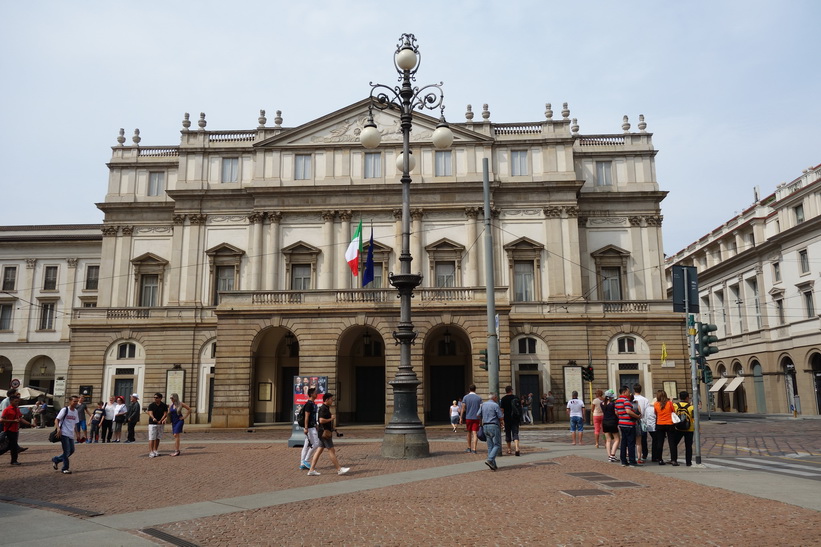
[[518, 337, 537, 354], [617, 336, 635, 354], [117, 343, 136, 359]]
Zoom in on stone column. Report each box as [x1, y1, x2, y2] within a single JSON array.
[[18, 258, 36, 341], [339, 211, 352, 289], [98, 226, 119, 307], [320, 210, 336, 289], [248, 212, 264, 291], [464, 207, 479, 286], [118, 226, 134, 307], [411, 209, 424, 279], [562, 207, 582, 297], [167, 215, 186, 305], [266, 212, 282, 290], [62, 258, 78, 340]]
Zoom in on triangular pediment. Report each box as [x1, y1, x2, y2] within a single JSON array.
[[131, 252, 168, 265], [425, 237, 466, 253], [205, 243, 245, 257], [255, 98, 492, 149], [591, 244, 630, 258], [363, 239, 391, 253], [503, 236, 544, 252], [282, 241, 321, 255]]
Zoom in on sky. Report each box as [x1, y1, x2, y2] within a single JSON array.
[[1, 0, 818, 255]]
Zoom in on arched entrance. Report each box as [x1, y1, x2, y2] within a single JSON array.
[[732, 363, 747, 412], [813, 353, 821, 415], [424, 326, 469, 423], [28, 356, 55, 395], [716, 364, 730, 411], [751, 360, 766, 414], [336, 326, 386, 424], [782, 357, 798, 414], [252, 327, 297, 423], [0, 356, 12, 388]]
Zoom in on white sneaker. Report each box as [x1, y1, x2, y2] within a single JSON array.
[[338, 467, 350, 475], [307, 470, 321, 476], [148, 453, 156, 458]]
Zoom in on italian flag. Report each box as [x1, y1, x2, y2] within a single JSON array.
[[345, 218, 363, 276]]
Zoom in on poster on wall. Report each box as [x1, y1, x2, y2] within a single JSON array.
[[166, 369, 185, 399], [288, 375, 328, 447], [563, 365, 583, 403]]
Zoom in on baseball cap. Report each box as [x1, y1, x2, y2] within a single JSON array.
[[131, 393, 139, 398]]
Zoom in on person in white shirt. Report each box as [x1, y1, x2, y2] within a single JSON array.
[[632, 383, 651, 464], [52, 396, 80, 474], [566, 391, 586, 445]]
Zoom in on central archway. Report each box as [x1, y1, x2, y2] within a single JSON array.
[[424, 325, 470, 423]]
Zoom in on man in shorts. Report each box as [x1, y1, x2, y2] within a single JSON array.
[[567, 391, 585, 445], [460, 384, 482, 454], [306, 393, 349, 476], [500, 385, 521, 456], [145, 392, 168, 458]]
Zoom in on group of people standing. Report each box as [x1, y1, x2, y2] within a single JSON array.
[[590, 384, 695, 467]]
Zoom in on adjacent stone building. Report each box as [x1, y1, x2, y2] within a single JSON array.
[[665, 164, 821, 416], [4, 100, 685, 426]]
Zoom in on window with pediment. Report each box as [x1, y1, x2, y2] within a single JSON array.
[[206, 243, 245, 305], [362, 239, 392, 289], [131, 253, 168, 307], [504, 237, 544, 302], [426, 238, 465, 288], [591, 245, 630, 301], [282, 241, 321, 291]]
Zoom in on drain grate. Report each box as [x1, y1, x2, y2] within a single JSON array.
[[598, 481, 643, 488], [560, 489, 612, 497], [142, 528, 200, 547]]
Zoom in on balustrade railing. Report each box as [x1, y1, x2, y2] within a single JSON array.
[[208, 130, 257, 143], [493, 123, 543, 136], [577, 135, 625, 146], [137, 147, 179, 157]]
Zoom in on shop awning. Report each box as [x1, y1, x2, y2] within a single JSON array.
[[709, 377, 729, 392], [723, 376, 745, 393]]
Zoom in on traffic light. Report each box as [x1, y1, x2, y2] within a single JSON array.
[[478, 349, 488, 370], [697, 322, 719, 357], [582, 365, 594, 382], [702, 367, 713, 384]]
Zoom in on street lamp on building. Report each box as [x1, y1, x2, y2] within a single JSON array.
[[362, 33, 453, 458]]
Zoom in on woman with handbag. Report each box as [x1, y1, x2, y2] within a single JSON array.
[[112, 396, 127, 442], [306, 393, 349, 476], [168, 393, 191, 456], [652, 390, 678, 466]]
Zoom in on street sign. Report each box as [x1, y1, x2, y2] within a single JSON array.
[[672, 265, 699, 313], [10, 378, 20, 389]]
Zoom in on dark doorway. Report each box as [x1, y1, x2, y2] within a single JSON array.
[[429, 365, 465, 422], [519, 374, 540, 401], [114, 378, 133, 401], [355, 366, 385, 423], [207, 375, 215, 423], [279, 366, 297, 422], [813, 355, 821, 415]]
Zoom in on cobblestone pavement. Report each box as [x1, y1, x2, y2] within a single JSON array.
[[2, 419, 820, 546]]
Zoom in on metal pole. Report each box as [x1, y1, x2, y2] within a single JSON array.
[[684, 267, 702, 465], [482, 158, 499, 397]]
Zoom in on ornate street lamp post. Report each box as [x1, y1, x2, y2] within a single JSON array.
[[361, 33, 453, 458]]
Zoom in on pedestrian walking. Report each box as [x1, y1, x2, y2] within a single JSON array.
[[601, 390, 620, 462], [1, 392, 31, 465], [307, 393, 349, 476], [632, 383, 650, 463], [525, 393, 534, 424], [300, 388, 319, 470], [546, 391, 556, 423], [449, 400, 460, 433], [673, 391, 695, 466], [52, 395, 80, 474], [125, 393, 140, 443], [566, 391, 585, 445], [653, 390, 677, 465], [615, 386, 641, 466], [101, 396, 116, 442], [478, 393, 503, 471], [145, 392, 168, 458], [500, 386, 522, 456], [460, 385, 482, 454], [168, 393, 191, 456]]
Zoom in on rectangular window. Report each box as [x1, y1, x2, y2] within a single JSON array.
[[772, 262, 781, 282], [435, 262, 455, 288], [513, 261, 534, 302], [2, 266, 17, 291], [148, 172, 165, 196], [511, 150, 528, 176], [43, 266, 58, 290], [213, 265, 235, 305], [803, 289, 815, 318], [83, 301, 97, 308], [794, 204, 805, 224], [434, 150, 453, 176], [85, 265, 100, 290], [118, 343, 136, 359], [39, 302, 55, 330], [291, 264, 311, 291], [364, 152, 382, 179], [595, 161, 612, 186], [775, 298, 785, 325], [139, 274, 159, 307], [601, 267, 622, 301], [221, 158, 239, 183], [799, 249, 810, 274], [295, 154, 312, 180], [0, 303, 12, 330], [747, 278, 762, 330]]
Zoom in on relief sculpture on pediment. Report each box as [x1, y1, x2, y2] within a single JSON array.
[[309, 112, 433, 144]]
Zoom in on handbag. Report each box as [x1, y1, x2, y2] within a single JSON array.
[[321, 428, 332, 440], [48, 430, 60, 443], [115, 414, 126, 424], [477, 425, 486, 442], [671, 411, 681, 424]]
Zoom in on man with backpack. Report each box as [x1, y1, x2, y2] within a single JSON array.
[[673, 391, 695, 466], [298, 388, 319, 470], [500, 385, 522, 456]]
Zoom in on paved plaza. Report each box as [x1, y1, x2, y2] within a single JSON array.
[[1, 417, 820, 546]]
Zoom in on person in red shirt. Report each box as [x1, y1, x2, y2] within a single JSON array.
[[1, 394, 31, 465]]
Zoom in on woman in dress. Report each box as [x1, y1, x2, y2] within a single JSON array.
[[112, 396, 127, 442], [168, 393, 191, 457], [601, 390, 620, 462], [449, 400, 460, 432], [653, 390, 678, 466], [591, 389, 605, 449]]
